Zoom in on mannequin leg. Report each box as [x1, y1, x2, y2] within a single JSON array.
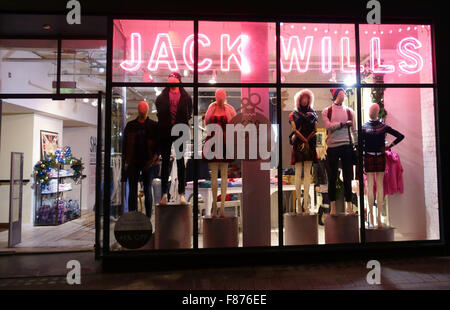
[[294, 162, 303, 214], [367, 172, 375, 228], [376, 172, 385, 229], [219, 163, 228, 217], [302, 161, 313, 214], [210, 162, 219, 217]]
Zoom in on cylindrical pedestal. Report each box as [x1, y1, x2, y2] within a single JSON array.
[[203, 216, 239, 248], [365, 227, 395, 242], [324, 214, 359, 244], [284, 213, 318, 245], [155, 204, 192, 250]]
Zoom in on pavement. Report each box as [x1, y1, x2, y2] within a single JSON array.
[[1, 251, 450, 290]]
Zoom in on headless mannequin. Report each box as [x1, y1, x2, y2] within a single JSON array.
[[290, 92, 316, 215], [329, 91, 355, 216], [159, 74, 187, 205], [204, 89, 236, 217]]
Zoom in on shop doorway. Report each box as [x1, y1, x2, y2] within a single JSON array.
[[0, 95, 102, 253]]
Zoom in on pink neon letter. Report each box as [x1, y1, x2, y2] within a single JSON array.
[[340, 37, 364, 73], [280, 36, 313, 73], [120, 32, 142, 72], [148, 33, 179, 72], [397, 37, 424, 74], [220, 34, 250, 73], [370, 37, 395, 74], [182, 34, 213, 72], [321, 37, 332, 73]]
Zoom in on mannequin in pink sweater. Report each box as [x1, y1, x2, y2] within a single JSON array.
[[322, 88, 357, 216]]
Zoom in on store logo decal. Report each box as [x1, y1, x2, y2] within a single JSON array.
[[366, 260, 381, 285], [119, 31, 425, 75]]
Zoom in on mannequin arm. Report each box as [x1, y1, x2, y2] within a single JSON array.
[[290, 120, 308, 143], [305, 122, 317, 141], [321, 108, 342, 132], [204, 103, 216, 125]]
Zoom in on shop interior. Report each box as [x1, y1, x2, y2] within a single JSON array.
[[0, 39, 105, 252]]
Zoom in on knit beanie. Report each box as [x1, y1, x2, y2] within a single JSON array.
[[169, 72, 182, 82], [330, 88, 345, 101]]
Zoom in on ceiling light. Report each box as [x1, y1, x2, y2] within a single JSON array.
[[42, 24, 51, 30], [91, 101, 98, 107], [98, 67, 105, 73], [344, 76, 356, 87], [183, 69, 189, 77], [83, 98, 89, 103]]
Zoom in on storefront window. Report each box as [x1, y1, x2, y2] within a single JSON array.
[[281, 87, 360, 245], [280, 23, 357, 84], [0, 40, 58, 93], [108, 19, 440, 253], [359, 24, 433, 84], [60, 40, 106, 94], [113, 20, 194, 83], [198, 21, 276, 84], [361, 87, 439, 241]]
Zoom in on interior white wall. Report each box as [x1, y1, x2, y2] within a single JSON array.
[[383, 86, 427, 240], [1, 50, 97, 126], [0, 114, 34, 224], [63, 126, 97, 211]]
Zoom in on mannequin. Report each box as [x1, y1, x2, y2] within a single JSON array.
[[203, 89, 236, 217], [121, 100, 159, 217], [289, 89, 318, 215], [362, 103, 404, 228], [155, 72, 193, 205], [322, 88, 357, 216]]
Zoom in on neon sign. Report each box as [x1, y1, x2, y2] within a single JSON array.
[[119, 32, 425, 75]]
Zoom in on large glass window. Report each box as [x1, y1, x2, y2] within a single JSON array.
[[60, 40, 106, 94], [108, 19, 440, 253], [280, 23, 357, 84], [0, 40, 58, 93], [198, 21, 276, 84], [113, 20, 194, 83], [359, 24, 433, 84], [361, 87, 438, 241]]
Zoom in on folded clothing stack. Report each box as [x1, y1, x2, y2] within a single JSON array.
[[36, 199, 66, 224], [65, 199, 80, 220]]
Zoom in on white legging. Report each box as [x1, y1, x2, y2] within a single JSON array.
[[210, 162, 228, 215], [295, 161, 313, 213], [367, 172, 384, 225]]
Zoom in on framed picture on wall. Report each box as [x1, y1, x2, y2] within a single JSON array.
[[316, 128, 326, 147], [40, 130, 59, 159]]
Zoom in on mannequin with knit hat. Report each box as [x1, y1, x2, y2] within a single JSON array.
[[322, 88, 357, 216], [121, 100, 159, 217], [288, 89, 318, 214], [203, 88, 236, 217]]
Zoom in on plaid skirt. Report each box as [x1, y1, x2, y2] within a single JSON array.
[[364, 153, 386, 173]]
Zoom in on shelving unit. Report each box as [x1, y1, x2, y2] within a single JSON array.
[[34, 164, 82, 226]]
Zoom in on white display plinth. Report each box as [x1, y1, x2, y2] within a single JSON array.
[[324, 213, 359, 244], [155, 204, 192, 250], [203, 216, 239, 248], [284, 213, 318, 245]]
